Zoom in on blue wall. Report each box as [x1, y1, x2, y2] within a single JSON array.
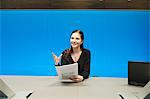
[[1, 10, 149, 77]]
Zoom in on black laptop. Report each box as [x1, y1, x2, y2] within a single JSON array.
[[128, 61, 150, 87]]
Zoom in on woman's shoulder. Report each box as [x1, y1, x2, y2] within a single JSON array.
[[83, 48, 90, 53], [83, 48, 90, 55], [62, 48, 90, 55], [62, 48, 71, 55]]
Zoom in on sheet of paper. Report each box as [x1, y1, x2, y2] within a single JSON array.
[[55, 63, 78, 82]]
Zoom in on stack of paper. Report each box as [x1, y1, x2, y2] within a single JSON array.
[[55, 63, 78, 82]]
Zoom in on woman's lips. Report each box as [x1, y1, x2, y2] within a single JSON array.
[[72, 43, 78, 46]]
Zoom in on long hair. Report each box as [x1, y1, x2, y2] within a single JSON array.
[[70, 30, 84, 53]]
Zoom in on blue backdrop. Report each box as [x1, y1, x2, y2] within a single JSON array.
[[0, 10, 149, 77]]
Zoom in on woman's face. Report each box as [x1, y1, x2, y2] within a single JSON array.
[[70, 32, 83, 48]]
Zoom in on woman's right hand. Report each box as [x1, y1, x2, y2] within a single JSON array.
[[52, 52, 62, 65]]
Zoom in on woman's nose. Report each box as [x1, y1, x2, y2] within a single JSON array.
[[72, 41, 76, 43]]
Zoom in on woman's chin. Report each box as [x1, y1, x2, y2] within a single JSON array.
[[72, 46, 78, 48]]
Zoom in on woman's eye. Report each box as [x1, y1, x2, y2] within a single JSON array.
[[71, 37, 74, 39], [76, 38, 79, 40]]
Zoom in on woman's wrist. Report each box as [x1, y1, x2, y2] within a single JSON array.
[[55, 62, 58, 65], [55, 62, 60, 66], [70, 75, 83, 82]]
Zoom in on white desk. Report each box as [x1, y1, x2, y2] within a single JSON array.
[[0, 76, 143, 99]]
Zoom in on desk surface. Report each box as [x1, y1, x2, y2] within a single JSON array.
[[0, 76, 143, 99]]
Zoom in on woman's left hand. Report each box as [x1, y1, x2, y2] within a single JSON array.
[[70, 75, 83, 82]]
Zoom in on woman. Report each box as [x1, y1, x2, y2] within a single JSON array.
[[52, 30, 90, 82]]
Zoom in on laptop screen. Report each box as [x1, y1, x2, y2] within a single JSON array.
[[128, 61, 150, 87]]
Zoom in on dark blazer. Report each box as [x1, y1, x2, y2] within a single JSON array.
[[61, 48, 91, 79]]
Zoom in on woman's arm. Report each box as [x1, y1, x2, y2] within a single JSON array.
[[61, 54, 68, 65], [61, 49, 71, 65], [81, 50, 91, 79]]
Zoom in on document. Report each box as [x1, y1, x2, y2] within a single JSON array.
[[55, 63, 78, 82]]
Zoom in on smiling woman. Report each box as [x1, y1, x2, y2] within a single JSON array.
[[52, 30, 91, 83]]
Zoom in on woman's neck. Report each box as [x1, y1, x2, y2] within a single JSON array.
[[72, 47, 81, 53]]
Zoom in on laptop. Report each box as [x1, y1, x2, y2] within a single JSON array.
[[128, 61, 150, 87], [117, 81, 150, 99], [0, 79, 33, 99]]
